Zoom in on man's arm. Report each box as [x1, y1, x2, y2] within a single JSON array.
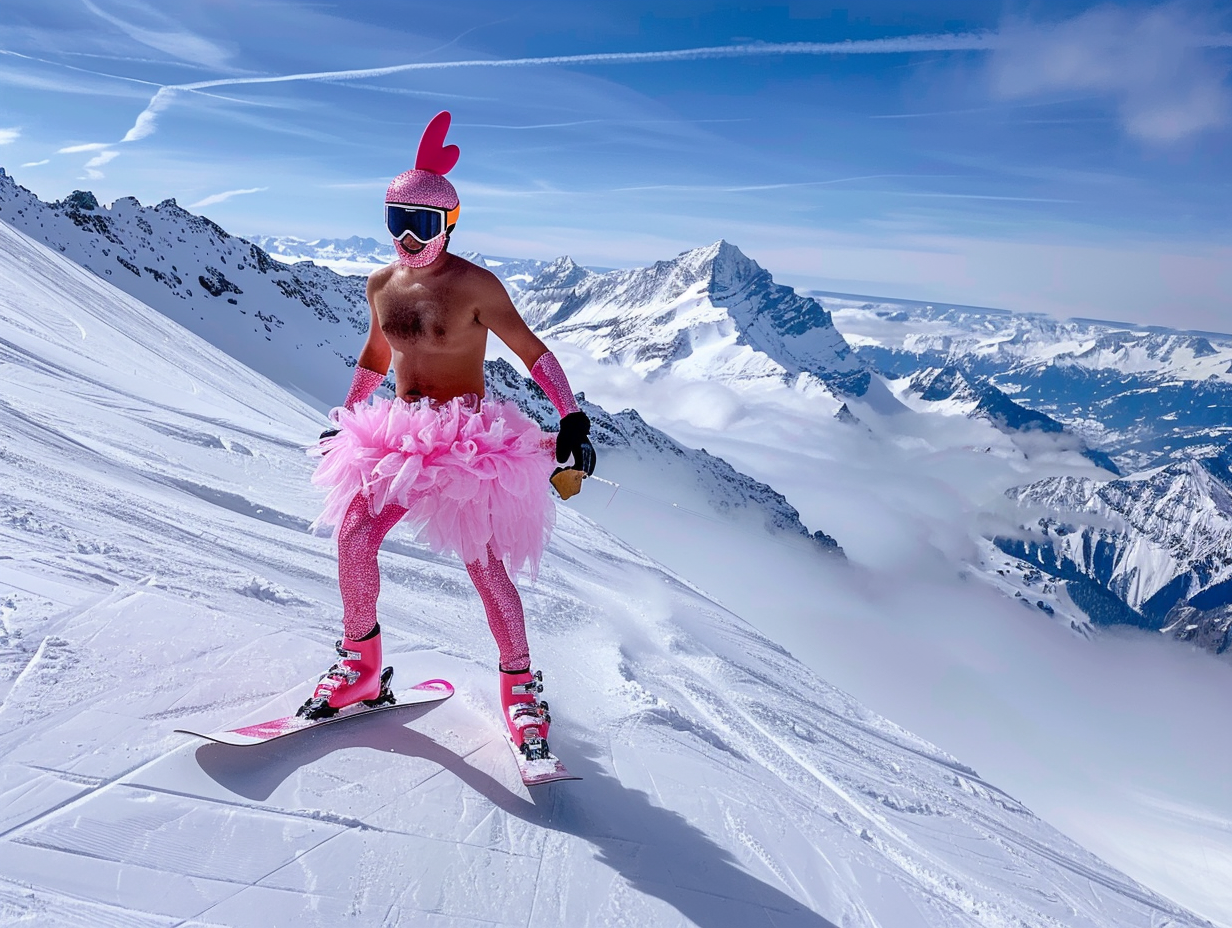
[[476, 272, 595, 475], [359, 277, 394, 377], [474, 271, 549, 372], [334, 281, 392, 418]]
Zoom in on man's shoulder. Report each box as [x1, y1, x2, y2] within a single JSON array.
[[447, 251, 491, 275], [367, 263, 398, 286], [445, 253, 503, 289]]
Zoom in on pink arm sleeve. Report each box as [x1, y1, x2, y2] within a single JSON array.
[[343, 366, 386, 410], [530, 351, 580, 417]]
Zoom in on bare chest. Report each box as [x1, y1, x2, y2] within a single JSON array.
[[378, 290, 469, 346]]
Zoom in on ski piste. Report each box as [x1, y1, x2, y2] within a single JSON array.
[[505, 733, 581, 786], [175, 678, 454, 746]]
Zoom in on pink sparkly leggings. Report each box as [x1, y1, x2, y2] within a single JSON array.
[[337, 492, 531, 670]]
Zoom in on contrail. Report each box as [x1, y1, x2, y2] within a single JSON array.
[[121, 34, 1001, 143]]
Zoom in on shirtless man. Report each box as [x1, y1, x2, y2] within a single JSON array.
[[302, 112, 595, 763]]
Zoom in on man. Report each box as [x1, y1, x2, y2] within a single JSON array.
[[302, 111, 595, 763]]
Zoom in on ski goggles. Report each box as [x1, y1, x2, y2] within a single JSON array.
[[385, 203, 460, 244]]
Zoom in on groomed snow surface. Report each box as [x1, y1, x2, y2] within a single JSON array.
[[0, 221, 1213, 926]]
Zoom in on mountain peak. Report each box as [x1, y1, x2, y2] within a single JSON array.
[[517, 239, 868, 398], [539, 254, 594, 288], [910, 364, 977, 403], [672, 239, 761, 283], [54, 189, 100, 212]]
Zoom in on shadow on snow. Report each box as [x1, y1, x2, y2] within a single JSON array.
[[194, 708, 838, 928]]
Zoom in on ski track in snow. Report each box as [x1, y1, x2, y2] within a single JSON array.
[[0, 220, 1213, 926]]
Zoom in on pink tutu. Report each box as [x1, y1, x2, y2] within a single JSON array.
[[311, 394, 556, 578]]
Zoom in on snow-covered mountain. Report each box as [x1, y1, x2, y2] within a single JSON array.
[[0, 168, 371, 410], [995, 446, 1232, 654], [517, 242, 872, 403], [899, 365, 1120, 474], [828, 294, 1232, 471], [0, 180, 1212, 928]]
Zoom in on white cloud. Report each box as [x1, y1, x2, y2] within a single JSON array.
[[188, 187, 268, 209], [21, 160, 50, 168], [81, 150, 120, 179], [59, 142, 112, 153], [991, 3, 1232, 143], [81, 0, 233, 70], [0, 127, 19, 145], [84, 151, 119, 168]]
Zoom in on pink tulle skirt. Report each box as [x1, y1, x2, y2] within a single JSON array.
[[311, 394, 556, 578]]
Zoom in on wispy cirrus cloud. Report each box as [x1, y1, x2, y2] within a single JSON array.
[[82, 150, 119, 179], [81, 0, 233, 70], [21, 159, 49, 167], [59, 142, 112, 153], [991, 3, 1232, 143], [118, 34, 1003, 145], [188, 187, 268, 209], [0, 127, 19, 144]]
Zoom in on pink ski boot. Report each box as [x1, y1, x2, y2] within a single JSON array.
[[501, 666, 552, 760], [297, 625, 394, 720]]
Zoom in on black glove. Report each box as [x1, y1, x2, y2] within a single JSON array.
[[317, 427, 340, 454], [556, 411, 596, 475]]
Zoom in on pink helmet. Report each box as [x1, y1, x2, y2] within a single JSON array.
[[386, 111, 460, 267]]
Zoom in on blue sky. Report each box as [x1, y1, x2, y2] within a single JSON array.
[[1, 1, 1230, 327]]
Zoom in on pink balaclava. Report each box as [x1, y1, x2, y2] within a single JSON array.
[[386, 110, 461, 268]]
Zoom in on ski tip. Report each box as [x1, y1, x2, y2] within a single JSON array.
[[412, 678, 454, 695], [524, 773, 583, 787]]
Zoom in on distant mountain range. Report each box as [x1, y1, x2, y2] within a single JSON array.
[[899, 365, 1120, 474], [245, 234, 590, 297], [829, 293, 1232, 656], [828, 295, 1232, 473], [244, 234, 393, 276]]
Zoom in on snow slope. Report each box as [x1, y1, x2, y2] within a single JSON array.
[[0, 199, 1209, 925]]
